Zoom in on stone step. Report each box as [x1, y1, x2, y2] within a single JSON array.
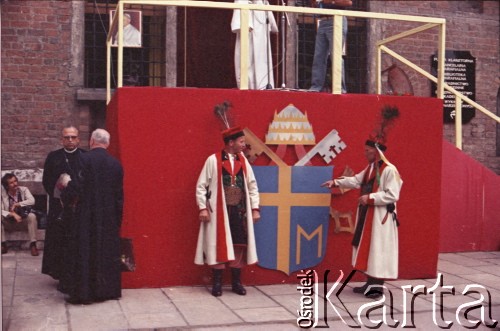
[[4, 229, 46, 249], [4, 229, 45, 241]]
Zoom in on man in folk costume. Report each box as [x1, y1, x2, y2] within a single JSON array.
[[195, 103, 261, 297], [322, 106, 402, 299], [231, 0, 279, 90]]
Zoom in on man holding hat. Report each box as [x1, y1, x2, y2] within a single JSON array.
[[195, 125, 261, 297], [322, 106, 402, 299]]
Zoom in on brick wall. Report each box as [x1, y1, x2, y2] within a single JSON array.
[[367, 0, 500, 174], [1, 0, 89, 172]]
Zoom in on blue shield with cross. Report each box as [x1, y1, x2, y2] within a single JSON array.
[[253, 165, 333, 275]]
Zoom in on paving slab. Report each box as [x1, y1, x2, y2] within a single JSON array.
[[233, 306, 295, 323], [120, 288, 176, 313], [13, 274, 55, 296], [2, 250, 500, 330], [272, 293, 300, 314], [173, 297, 243, 326], [126, 311, 188, 329], [437, 260, 486, 275], [10, 293, 66, 321], [69, 312, 130, 331], [459, 273, 500, 292], [454, 251, 500, 259], [439, 252, 495, 266], [8, 316, 68, 331], [218, 286, 279, 309], [189, 322, 300, 330], [255, 284, 298, 296]]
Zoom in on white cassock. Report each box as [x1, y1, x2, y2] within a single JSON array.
[[231, 0, 279, 90]]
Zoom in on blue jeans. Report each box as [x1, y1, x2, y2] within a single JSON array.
[[310, 17, 348, 93]]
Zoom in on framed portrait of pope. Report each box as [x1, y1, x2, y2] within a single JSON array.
[[110, 10, 142, 48]]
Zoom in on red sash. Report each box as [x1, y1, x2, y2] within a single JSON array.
[[354, 162, 387, 272]]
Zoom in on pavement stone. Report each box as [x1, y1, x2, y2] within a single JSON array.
[[1, 250, 500, 330]]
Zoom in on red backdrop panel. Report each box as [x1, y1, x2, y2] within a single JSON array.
[[107, 87, 443, 288], [440, 141, 500, 252]]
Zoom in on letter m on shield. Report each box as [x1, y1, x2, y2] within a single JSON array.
[[253, 165, 333, 275]]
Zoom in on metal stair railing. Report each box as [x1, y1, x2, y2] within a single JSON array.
[[377, 37, 499, 150]]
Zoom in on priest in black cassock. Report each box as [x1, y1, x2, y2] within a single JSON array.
[[61, 128, 124, 304], [42, 126, 85, 285]]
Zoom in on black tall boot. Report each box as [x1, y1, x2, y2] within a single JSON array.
[[365, 277, 384, 299], [231, 268, 246, 295], [211, 269, 223, 297], [352, 280, 369, 294], [353, 276, 382, 294]]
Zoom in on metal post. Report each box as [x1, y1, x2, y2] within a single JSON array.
[[331, 15, 342, 94], [280, 1, 286, 88], [107, 40, 111, 104], [437, 21, 446, 99], [239, 8, 250, 90], [117, 2, 124, 88], [455, 96, 462, 150], [376, 45, 382, 94]]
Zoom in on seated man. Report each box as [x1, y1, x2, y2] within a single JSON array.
[[1, 173, 39, 256]]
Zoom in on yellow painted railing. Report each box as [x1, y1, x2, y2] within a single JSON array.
[[377, 34, 500, 150], [106, 0, 497, 149], [106, 0, 446, 100]]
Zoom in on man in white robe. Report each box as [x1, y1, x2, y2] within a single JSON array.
[[322, 138, 402, 299], [231, 0, 279, 89], [195, 126, 260, 297]]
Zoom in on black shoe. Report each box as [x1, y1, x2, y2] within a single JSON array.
[[231, 283, 247, 295], [353, 283, 368, 294], [212, 283, 222, 297], [365, 286, 384, 299], [231, 268, 246, 296], [211, 269, 223, 297], [355, 276, 384, 296]]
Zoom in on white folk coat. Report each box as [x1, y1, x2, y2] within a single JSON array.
[[335, 162, 402, 279], [231, 0, 279, 90], [195, 153, 260, 266]]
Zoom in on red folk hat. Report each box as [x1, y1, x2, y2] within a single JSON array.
[[221, 126, 244, 142], [365, 132, 387, 151]]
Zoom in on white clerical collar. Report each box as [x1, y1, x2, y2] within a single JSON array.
[[64, 148, 77, 154]]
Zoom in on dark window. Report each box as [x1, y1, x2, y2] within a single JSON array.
[[295, 0, 368, 93]]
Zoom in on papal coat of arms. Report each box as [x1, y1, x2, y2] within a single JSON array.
[[244, 104, 350, 275]]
